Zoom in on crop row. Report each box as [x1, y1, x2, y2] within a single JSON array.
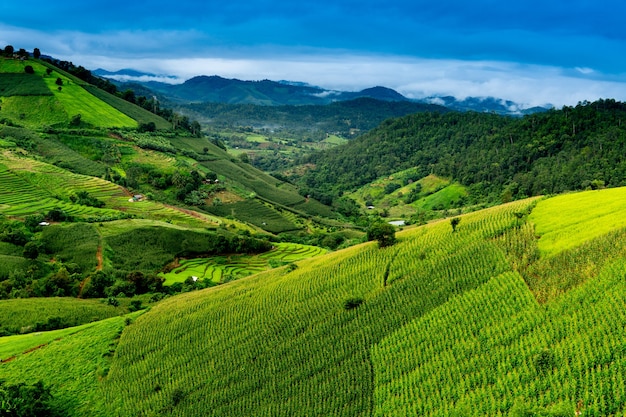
[[371, 258, 626, 416], [101, 199, 535, 416]]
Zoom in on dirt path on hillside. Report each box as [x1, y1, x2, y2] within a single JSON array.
[[96, 245, 103, 271], [163, 203, 219, 224]]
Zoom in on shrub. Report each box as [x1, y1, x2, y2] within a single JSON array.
[[366, 222, 396, 248], [128, 299, 143, 312], [343, 297, 364, 310], [450, 217, 461, 232]]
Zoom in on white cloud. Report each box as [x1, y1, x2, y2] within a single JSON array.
[[101, 55, 626, 108], [4, 23, 626, 108]]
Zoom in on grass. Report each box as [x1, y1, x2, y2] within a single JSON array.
[[207, 159, 305, 206], [105, 226, 228, 273], [0, 297, 125, 335], [4, 190, 626, 416], [207, 198, 301, 233], [40, 223, 100, 272], [100, 198, 536, 416], [323, 134, 349, 145], [371, 259, 626, 416], [43, 75, 137, 128], [0, 254, 32, 279], [413, 182, 467, 210], [0, 73, 52, 96], [529, 187, 626, 256], [0, 59, 138, 129], [83, 85, 171, 130], [0, 96, 68, 128], [0, 150, 219, 227], [0, 312, 143, 417]]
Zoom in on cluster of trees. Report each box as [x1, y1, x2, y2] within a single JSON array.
[[293, 99, 626, 206], [0, 380, 58, 417], [2, 45, 38, 59], [119, 162, 221, 206]]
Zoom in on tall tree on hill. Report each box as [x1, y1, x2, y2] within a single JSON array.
[[367, 222, 397, 248], [3, 45, 14, 56], [33, 47, 41, 59]]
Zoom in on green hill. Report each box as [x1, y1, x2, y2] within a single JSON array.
[[0, 59, 138, 128], [2, 187, 625, 415], [0, 53, 346, 302], [294, 99, 626, 207]]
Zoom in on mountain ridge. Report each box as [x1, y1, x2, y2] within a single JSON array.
[[95, 69, 550, 115]]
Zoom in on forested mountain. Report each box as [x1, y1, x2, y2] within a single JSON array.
[[180, 98, 448, 134], [112, 75, 414, 106], [293, 99, 626, 205], [103, 70, 549, 115]]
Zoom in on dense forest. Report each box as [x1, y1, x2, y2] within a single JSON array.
[[293, 99, 626, 204]]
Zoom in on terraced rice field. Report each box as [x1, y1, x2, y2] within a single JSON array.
[[161, 243, 327, 284], [0, 154, 220, 226]]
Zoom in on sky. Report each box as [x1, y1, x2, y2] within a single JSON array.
[[2, 0, 626, 108]]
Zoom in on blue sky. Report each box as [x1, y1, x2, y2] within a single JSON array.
[[2, 0, 626, 107]]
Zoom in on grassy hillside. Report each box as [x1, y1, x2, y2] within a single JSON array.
[[0, 313, 142, 416], [0, 297, 126, 335], [1, 188, 626, 415], [0, 59, 137, 128]]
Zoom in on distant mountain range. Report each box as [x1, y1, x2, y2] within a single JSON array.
[[94, 69, 550, 115]]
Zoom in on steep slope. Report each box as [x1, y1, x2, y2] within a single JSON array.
[[0, 59, 139, 128]]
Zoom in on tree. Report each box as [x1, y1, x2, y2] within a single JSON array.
[[24, 65, 35, 74], [23, 241, 41, 259], [33, 48, 41, 59], [366, 222, 397, 248], [4, 45, 14, 56], [70, 114, 82, 126], [450, 217, 461, 232], [55, 77, 63, 86]]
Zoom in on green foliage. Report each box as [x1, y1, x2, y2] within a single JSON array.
[[83, 86, 171, 129], [40, 223, 99, 273], [106, 226, 272, 274], [298, 99, 626, 206], [160, 243, 326, 285], [367, 222, 397, 247], [0, 297, 124, 335], [0, 220, 31, 246], [343, 296, 364, 310], [207, 199, 301, 233], [22, 241, 41, 259], [450, 217, 461, 232], [101, 199, 533, 416], [69, 190, 105, 208], [0, 380, 57, 417], [0, 313, 141, 416]]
